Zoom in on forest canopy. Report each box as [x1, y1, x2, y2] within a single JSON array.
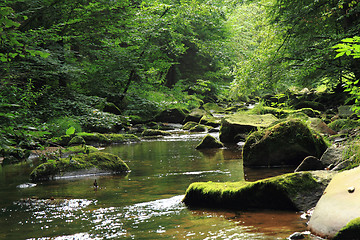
[[1, 0, 360, 156]]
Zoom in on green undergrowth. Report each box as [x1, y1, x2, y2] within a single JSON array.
[[183, 172, 319, 210], [30, 152, 129, 181]]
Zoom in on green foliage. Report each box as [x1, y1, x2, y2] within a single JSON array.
[[47, 117, 82, 137]]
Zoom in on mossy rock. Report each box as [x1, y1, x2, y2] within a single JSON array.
[[30, 152, 129, 181], [68, 136, 86, 146], [189, 124, 207, 132], [202, 103, 225, 113], [219, 113, 278, 143], [62, 145, 98, 156], [183, 121, 198, 130], [199, 115, 221, 127], [52, 135, 73, 146], [103, 133, 140, 143], [195, 134, 224, 149], [141, 129, 171, 137], [243, 120, 328, 167], [154, 108, 188, 123], [183, 172, 325, 211], [184, 108, 209, 123], [333, 217, 360, 240]]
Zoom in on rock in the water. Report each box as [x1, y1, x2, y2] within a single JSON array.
[[30, 152, 130, 181], [308, 166, 360, 239], [154, 108, 187, 123], [141, 129, 171, 137], [183, 121, 198, 130], [183, 171, 332, 211], [219, 113, 278, 143], [243, 120, 328, 167], [196, 134, 224, 149], [295, 156, 325, 172]]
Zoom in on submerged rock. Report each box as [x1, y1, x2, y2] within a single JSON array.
[[242, 120, 328, 167], [30, 152, 130, 181], [183, 171, 332, 211], [196, 134, 224, 149], [219, 113, 278, 143], [308, 166, 360, 239]]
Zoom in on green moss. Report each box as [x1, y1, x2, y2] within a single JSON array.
[[68, 136, 86, 146], [104, 133, 140, 143], [219, 112, 278, 143], [333, 217, 360, 240], [242, 119, 328, 166], [202, 103, 225, 113], [30, 152, 129, 181], [63, 145, 98, 155], [51, 135, 72, 146], [183, 121, 198, 130], [183, 172, 319, 210], [141, 129, 171, 137], [189, 124, 207, 132], [199, 115, 221, 127]]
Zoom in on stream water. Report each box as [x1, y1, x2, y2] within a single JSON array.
[[0, 133, 307, 239]]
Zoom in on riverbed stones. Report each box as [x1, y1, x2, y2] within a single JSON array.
[[195, 134, 224, 149], [141, 129, 171, 137], [319, 144, 347, 169], [242, 120, 328, 167], [184, 108, 209, 123], [219, 112, 278, 143], [308, 166, 360, 238], [183, 171, 332, 211]]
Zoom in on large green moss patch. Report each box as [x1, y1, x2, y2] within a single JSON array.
[[183, 172, 322, 211], [30, 152, 130, 181]]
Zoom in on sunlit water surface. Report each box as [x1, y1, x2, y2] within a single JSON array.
[[0, 133, 307, 239]]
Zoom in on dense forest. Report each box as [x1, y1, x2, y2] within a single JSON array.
[[1, 0, 360, 163]]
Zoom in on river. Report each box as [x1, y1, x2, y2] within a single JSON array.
[[0, 133, 307, 239]]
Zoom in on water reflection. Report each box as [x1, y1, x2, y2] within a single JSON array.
[[0, 134, 305, 239]]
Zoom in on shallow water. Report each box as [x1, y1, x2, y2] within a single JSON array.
[[0, 133, 306, 239]]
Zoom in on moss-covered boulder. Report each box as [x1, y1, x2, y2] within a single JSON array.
[[189, 124, 208, 132], [183, 172, 330, 211], [154, 108, 187, 123], [183, 121, 198, 130], [68, 136, 86, 146], [199, 114, 221, 127], [219, 113, 278, 143], [184, 108, 209, 123], [202, 103, 225, 113], [196, 134, 224, 149], [333, 217, 360, 240], [30, 152, 130, 181], [242, 120, 328, 167], [141, 129, 171, 137], [308, 166, 360, 239]]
